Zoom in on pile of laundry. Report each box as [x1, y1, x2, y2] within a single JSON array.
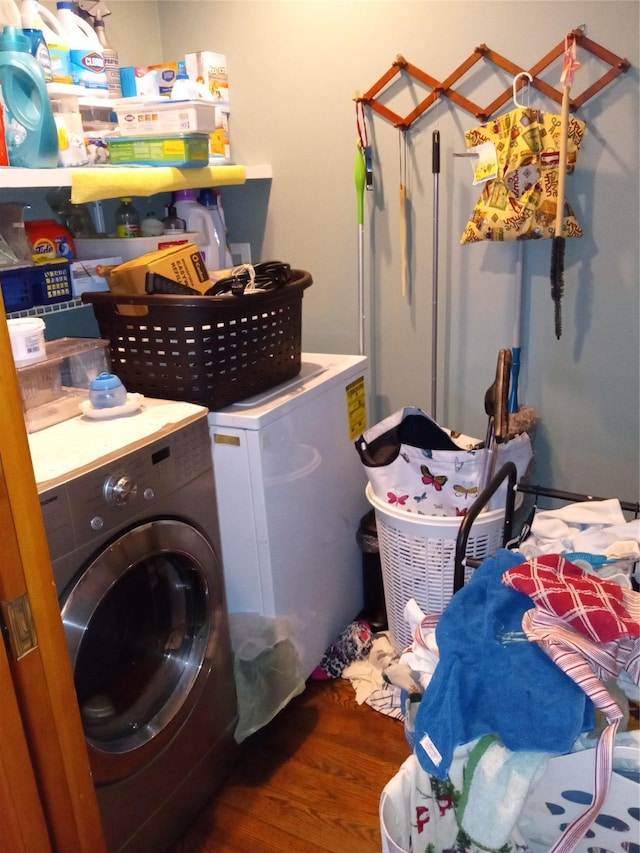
[[315, 495, 640, 853]]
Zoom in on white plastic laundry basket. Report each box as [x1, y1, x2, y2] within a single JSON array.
[[518, 745, 639, 852], [366, 483, 505, 651], [380, 746, 639, 853]]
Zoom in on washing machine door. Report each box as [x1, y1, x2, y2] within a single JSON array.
[[61, 518, 224, 785]]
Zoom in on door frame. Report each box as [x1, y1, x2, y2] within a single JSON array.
[[0, 305, 106, 852]]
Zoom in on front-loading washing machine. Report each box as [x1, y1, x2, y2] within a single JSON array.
[[29, 399, 238, 853]]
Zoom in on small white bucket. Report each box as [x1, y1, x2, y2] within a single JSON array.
[[8, 317, 46, 366]]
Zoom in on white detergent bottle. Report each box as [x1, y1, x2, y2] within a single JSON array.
[[0, 0, 20, 29], [21, 0, 72, 85], [198, 187, 233, 268], [171, 59, 212, 101], [174, 189, 221, 270], [215, 191, 234, 265], [54, 0, 107, 93]]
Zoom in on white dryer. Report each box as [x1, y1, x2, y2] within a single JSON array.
[[30, 400, 238, 853], [208, 353, 369, 678]]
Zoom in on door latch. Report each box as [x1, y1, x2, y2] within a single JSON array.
[[1, 593, 38, 661]]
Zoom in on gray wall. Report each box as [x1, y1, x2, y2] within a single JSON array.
[[52, 1, 640, 503]]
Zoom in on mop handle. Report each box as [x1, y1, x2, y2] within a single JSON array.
[[431, 129, 440, 420], [355, 142, 365, 227]]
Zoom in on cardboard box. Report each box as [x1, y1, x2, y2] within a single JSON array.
[[109, 242, 211, 297], [149, 62, 179, 96], [184, 52, 229, 102]]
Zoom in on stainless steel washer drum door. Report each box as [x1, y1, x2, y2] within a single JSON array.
[[61, 519, 222, 785]]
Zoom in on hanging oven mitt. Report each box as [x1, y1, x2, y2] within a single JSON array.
[[461, 107, 586, 243]]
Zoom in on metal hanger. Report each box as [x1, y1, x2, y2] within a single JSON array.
[[512, 71, 533, 108]]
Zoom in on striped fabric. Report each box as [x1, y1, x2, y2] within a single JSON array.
[[503, 555, 640, 853]]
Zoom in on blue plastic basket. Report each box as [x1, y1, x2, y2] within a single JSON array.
[[0, 266, 35, 312], [1, 260, 72, 313]]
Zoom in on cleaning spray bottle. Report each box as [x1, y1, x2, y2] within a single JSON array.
[[173, 189, 221, 269], [83, 1, 121, 98], [21, 0, 72, 85], [197, 187, 233, 268], [54, 0, 107, 93], [0, 26, 58, 167]]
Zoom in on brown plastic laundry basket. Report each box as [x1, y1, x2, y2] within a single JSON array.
[[82, 270, 312, 410]]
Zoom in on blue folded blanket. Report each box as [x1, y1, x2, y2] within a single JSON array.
[[414, 549, 595, 778]]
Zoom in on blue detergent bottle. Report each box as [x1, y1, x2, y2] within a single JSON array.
[[0, 26, 58, 167]]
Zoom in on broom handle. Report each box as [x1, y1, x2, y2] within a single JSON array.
[[400, 182, 407, 297], [554, 82, 571, 238], [355, 142, 366, 355]]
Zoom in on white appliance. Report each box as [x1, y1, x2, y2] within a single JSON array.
[[208, 353, 369, 678]]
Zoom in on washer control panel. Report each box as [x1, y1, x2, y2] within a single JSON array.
[[39, 416, 212, 563]]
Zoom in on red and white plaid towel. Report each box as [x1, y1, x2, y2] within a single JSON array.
[[503, 554, 640, 853], [503, 553, 639, 642]]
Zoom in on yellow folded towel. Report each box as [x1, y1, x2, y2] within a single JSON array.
[[70, 164, 247, 204]]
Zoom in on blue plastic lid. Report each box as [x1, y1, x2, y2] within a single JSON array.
[[90, 372, 123, 391], [198, 188, 217, 207]]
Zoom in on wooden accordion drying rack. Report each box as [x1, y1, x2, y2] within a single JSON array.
[[357, 28, 631, 125]]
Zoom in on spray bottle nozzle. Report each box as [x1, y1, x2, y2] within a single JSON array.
[[77, 0, 111, 20]]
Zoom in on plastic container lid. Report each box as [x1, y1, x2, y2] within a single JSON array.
[[89, 372, 127, 408], [174, 189, 198, 202], [0, 26, 30, 51], [198, 188, 217, 207], [90, 371, 122, 390]]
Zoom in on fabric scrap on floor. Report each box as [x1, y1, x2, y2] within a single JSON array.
[[310, 619, 373, 680], [342, 631, 398, 702]]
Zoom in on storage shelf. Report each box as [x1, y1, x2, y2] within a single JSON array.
[[0, 163, 272, 201], [7, 298, 87, 321]]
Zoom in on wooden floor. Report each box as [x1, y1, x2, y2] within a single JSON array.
[[170, 677, 410, 853]]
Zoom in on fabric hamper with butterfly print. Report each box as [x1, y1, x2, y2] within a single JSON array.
[[355, 407, 532, 518]]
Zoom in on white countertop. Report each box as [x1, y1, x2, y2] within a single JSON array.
[[29, 397, 208, 489]]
